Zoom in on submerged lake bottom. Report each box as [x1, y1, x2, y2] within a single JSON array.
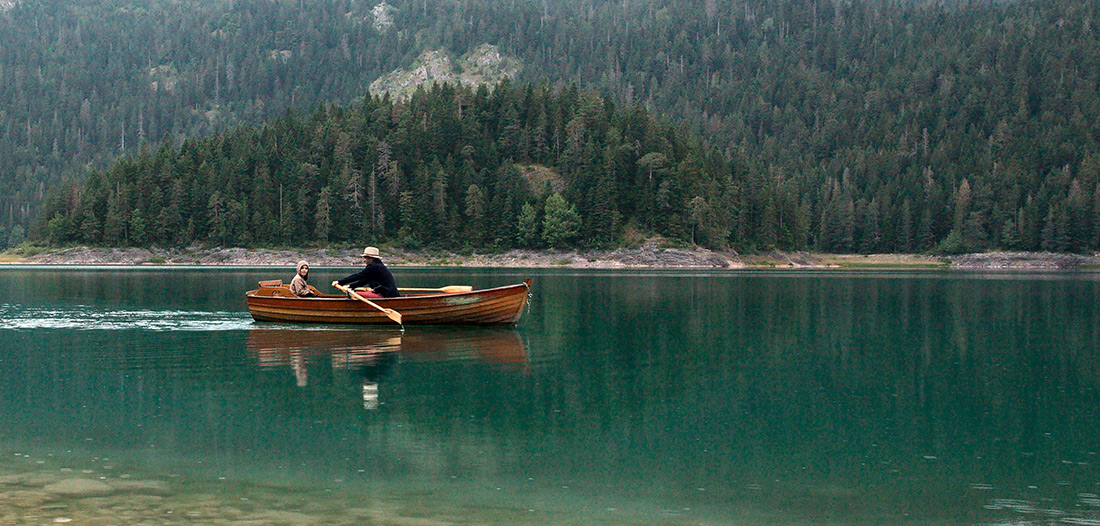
[[2, 267, 1100, 525], [2, 445, 716, 526]]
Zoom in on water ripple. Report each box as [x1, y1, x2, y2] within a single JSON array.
[[0, 304, 252, 331]]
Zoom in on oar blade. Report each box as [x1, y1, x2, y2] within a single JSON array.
[[382, 308, 402, 325], [439, 285, 474, 293], [398, 285, 473, 294]]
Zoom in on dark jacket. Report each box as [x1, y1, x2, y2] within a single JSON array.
[[337, 259, 400, 297]]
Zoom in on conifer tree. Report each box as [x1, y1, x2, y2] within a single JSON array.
[[315, 186, 332, 242], [542, 192, 580, 249]]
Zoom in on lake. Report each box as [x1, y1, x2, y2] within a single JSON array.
[[1, 267, 1099, 525]]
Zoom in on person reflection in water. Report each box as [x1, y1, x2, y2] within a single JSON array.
[[348, 351, 397, 410], [290, 260, 316, 297], [291, 352, 308, 387]]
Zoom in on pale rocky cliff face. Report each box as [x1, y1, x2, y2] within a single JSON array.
[[371, 1, 393, 30], [369, 44, 521, 99]]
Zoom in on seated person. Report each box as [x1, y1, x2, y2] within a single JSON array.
[[289, 260, 316, 297], [332, 246, 399, 298]]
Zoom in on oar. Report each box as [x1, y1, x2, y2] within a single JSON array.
[[398, 285, 473, 294], [332, 282, 402, 325]]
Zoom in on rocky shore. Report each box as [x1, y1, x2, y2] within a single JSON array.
[[945, 251, 1098, 270], [4, 245, 1099, 270], [5, 244, 743, 268]]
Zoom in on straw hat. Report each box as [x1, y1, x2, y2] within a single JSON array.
[[359, 246, 382, 259]]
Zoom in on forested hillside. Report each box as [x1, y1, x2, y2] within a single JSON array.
[[509, 0, 1100, 253], [37, 83, 739, 249], [2, 0, 416, 246], [11, 0, 1100, 252]]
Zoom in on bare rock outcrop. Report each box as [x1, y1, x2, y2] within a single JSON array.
[[604, 244, 736, 268], [949, 252, 1099, 270]]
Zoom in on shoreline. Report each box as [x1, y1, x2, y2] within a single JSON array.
[[3, 245, 1099, 270]]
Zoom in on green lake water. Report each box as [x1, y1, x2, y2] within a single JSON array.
[[1, 267, 1099, 525]]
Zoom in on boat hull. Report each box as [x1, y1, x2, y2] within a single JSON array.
[[246, 280, 530, 326]]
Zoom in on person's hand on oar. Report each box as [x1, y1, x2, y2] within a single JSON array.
[[332, 282, 402, 325], [333, 281, 377, 298]]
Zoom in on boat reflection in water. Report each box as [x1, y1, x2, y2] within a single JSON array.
[[246, 327, 527, 409]]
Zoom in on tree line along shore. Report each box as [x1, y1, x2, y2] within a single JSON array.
[[28, 80, 1100, 260]]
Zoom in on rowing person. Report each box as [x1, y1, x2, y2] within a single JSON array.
[[331, 246, 400, 298]]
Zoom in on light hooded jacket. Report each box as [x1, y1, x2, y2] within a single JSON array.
[[290, 260, 315, 297]]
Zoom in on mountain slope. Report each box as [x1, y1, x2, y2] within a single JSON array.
[[9, 0, 1100, 253]]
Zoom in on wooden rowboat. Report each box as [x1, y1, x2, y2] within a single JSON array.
[[246, 279, 531, 326]]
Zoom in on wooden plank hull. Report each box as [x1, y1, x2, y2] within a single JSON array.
[[246, 280, 530, 326]]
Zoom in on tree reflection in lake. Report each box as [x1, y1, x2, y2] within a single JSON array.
[[4, 268, 1100, 525]]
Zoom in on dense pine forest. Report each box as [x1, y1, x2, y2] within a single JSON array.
[[37, 83, 739, 249], [11, 0, 1100, 253]]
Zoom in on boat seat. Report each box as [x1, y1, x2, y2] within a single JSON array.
[[264, 285, 325, 298], [255, 282, 298, 298]]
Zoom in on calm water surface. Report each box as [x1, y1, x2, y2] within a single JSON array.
[[1, 267, 1099, 525]]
